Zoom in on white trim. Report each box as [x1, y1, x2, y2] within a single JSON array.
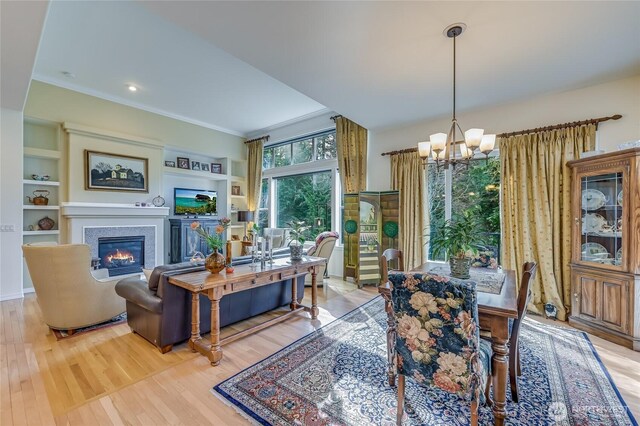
[[23, 287, 35, 294], [247, 108, 333, 140], [64, 122, 164, 149], [0, 292, 24, 302], [33, 76, 246, 137]]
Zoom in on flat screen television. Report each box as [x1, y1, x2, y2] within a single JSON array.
[[174, 188, 217, 216]]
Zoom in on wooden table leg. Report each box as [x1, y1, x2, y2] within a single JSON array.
[[290, 272, 299, 310], [208, 287, 224, 366], [189, 292, 201, 352], [310, 267, 319, 319], [491, 317, 510, 426]]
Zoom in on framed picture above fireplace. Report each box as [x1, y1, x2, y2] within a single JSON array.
[[86, 150, 149, 192]]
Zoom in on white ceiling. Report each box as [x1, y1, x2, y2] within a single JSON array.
[[33, 1, 640, 135]]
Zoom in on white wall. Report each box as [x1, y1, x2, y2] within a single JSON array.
[[0, 108, 24, 300], [368, 75, 640, 191]]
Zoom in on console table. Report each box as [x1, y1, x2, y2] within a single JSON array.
[[168, 256, 326, 366]]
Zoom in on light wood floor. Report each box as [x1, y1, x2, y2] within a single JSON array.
[[1, 279, 638, 425]]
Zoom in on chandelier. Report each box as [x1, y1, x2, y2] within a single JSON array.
[[418, 23, 496, 169]]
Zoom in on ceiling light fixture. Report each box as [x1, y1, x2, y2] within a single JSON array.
[[418, 23, 495, 169], [127, 84, 138, 92]]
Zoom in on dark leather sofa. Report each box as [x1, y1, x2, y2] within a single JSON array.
[[115, 253, 305, 353]]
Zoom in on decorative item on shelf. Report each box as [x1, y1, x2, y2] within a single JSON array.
[[191, 218, 231, 274], [201, 163, 210, 172], [581, 189, 607, 210], [211, 163, 222, 174], [237, 210, 254, 241], [582, 213, 607, 233], [427, 210, 485, 279], [191, 161, 201, 171], [231, 185, 241, 196], [86, 150, 148, 192], [190, 251, 205, 263], [177, 157, 190, 169], [164, 160, 176, 167], [152, 195, 165, 207], [37, 216, 55, 231], [581, 242, 609, 262], [31, 174, 50, 181], [26, 190, 50, 205], [617, 190, 623, 207], [287, 220, 309, 261], [416, 23, 495, 170]]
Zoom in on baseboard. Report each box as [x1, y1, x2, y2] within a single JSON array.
[[23, 287, 35, 294], [0, 291, 24, 301]]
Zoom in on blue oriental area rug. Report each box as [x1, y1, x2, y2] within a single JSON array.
[[213, 297, 637, 426]]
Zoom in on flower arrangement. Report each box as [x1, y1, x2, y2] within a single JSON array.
[[191, 217, 231, 252]]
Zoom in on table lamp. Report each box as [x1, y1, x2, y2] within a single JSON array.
[[237, 210, 254, 241]]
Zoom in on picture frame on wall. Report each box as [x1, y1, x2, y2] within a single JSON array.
[[201, 163, 210, 172], [211, 163, 222, 174], [231, 185, 241, 196], [191, 161, 201, 171], [177, 157, 190, 169], [85, 150, 148, 192], [164, 160, 176, 167]]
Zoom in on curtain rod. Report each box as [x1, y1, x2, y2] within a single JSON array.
[[497, 114, 621, 138], [244, 135, 270, 144], [380, 114, 622, 156], [330, 114, 343, 122]]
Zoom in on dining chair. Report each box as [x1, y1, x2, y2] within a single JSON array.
[[380, 249, 404, 284], [388, 272, 492, 425], [508, 261, 537, 402]]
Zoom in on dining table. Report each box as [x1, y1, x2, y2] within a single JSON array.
[[378, 261, 518, 426]]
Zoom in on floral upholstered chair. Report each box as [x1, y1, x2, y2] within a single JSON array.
[[389, 272, 492, 425]]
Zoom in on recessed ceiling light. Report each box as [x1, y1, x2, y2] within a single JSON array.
[[61, 71, 75, 78], [127, 84, 138, 92]]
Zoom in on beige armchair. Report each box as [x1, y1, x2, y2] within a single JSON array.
[[22, 243, 126, 333], [305, 231, 339, 287]]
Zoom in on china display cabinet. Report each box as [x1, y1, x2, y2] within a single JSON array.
[[343, 191, 399, 287], [568, 148, 640, 351]]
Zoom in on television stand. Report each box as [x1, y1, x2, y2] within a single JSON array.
[[169, 217, 221, 264]]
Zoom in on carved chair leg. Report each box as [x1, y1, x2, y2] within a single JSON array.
[[159, 344, 173, 354], [396, 374, 405, 426], [471, 397, 479, 426], [484, 376, 493, 407]]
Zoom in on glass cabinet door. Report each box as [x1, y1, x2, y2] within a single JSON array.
[[580, 172, 624, 268]]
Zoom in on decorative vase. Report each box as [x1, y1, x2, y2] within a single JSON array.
[[449, 257, 472, 279], [205, 249, 226, 274], [290, 243, 303, 261]]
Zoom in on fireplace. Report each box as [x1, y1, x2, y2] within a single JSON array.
[[98, 236, 145, 277]]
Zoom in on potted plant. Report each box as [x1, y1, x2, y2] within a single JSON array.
[[287, 220, 310, 260], [427, 211, 485, 279], [191, 217, 231, 274]]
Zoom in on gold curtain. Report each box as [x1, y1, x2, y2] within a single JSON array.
[[500, 124, 596, 320], [246, 139, 264, 214], [336, 117, 367, 193], [390, 151, 426, 270]]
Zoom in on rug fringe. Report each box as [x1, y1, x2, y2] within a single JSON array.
[[210, 388, 262, 426]]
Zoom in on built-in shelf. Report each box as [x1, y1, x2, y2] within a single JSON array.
[[23, 205, 60, 210], [229, 225, 244, 229], [23, 230, 60, 236], [163, 166, 228, 181], [22, 179, 60, 186], [24, 147, 61, 159], [230, 195, 246, 199]]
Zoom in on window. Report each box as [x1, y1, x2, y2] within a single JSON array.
[[261, 130, 339, 240], [274, 171, 332, 239], [427, 157, 501, 265]]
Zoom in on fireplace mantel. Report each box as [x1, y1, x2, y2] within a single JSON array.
[[62, 202, 170, 218]]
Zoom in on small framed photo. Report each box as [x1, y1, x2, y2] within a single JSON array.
[[211, 163, 222, 174], [191, 161, 201, 171], [231, 185, 241, 196], [164, 160, 176, 167], [201, 163, 210, 172], [177, 157, 190, 169]]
